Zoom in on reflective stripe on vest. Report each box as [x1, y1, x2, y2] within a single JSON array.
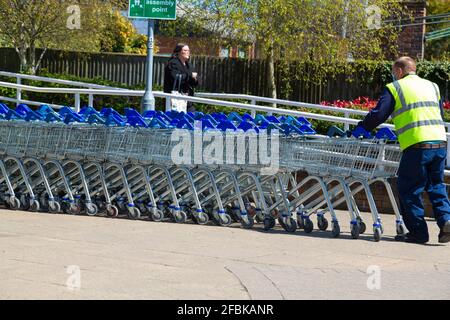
[[396, 119, 445, 135], [391, 101, 440, 118], [386, 75, 446, 150]]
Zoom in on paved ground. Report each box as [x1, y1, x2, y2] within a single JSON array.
[[0, 209, 449, 300]]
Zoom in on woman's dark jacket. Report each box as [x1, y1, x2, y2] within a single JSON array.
[[163, 57, 198, 96]]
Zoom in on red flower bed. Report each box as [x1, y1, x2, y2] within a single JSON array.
[[321, 96, 450, 111], [320, 96, 378, 110], [444, 101, 450, 110]]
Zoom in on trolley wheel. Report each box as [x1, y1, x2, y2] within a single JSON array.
[[49, 201, 60, 213], [246, 204, 257, 217], [356, 217, 366, 234], [86, 203, 98, 216], [359, 221, 367, 234], [351, 223, 360, 239], [303, 219, 314, 233], [195, 212, 209, 225], [332, 221, 340, 238], [396, 223, 407, 236], [278, 217, 286, 229], [283, 218, 298, 233], [174, 210, 187, 223], [373, 227, 382, 242], [242, 216, 254, 229], [30, 200, 40, 212], [219, 214, 232, 227], [106, 205, 119, 218], [39, 196, 49, 212], [317, 217, 329, 231], [150, 209, 164, 222], [138, 204, 148, 215], [68, 204, 82, 215], [211, 212, 221, 226], [231, 210, 241, 222], [9, 197, 21, 210], [263, 217, 276, 231], [20, 195, 30, 211], [127, 207, 141, 220], [297, 217, 305, 229]]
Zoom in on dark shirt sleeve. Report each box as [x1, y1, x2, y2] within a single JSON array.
[[439, 98, 444, 120], [358, 88, 395, 132]]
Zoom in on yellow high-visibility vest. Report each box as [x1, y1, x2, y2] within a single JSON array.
[[386, 74, 446, 150]]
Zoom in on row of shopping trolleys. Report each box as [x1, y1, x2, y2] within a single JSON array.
[[0, 102, 317, 135], [0, 103, 408, 241]]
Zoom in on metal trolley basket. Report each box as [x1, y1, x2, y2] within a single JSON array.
[[0, 105, 407, 242]]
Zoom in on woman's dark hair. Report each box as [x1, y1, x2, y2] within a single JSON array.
[[172, 43, 189, 59]]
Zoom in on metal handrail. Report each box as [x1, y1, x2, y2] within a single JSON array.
[[0, 80, 388, 127], [196, 92, 450, 133], [0, 71, 124, 90], [1, 71, 450, 171], [196, 92, 369, 116], [0, 70, 129, 110]]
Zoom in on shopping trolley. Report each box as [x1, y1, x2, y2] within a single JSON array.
[[0, 102, 407, 242]]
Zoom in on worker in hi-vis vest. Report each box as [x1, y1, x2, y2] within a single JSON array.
[[356, 56, 450, 244]]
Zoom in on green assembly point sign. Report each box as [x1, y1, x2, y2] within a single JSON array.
[[129, 0, 177, 20]]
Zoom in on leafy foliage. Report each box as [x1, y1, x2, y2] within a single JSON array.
[[173, 0, 402, 100], [425, 0, 450, 60], [100, 10, 155, 55], [0, 0, 126, 74]]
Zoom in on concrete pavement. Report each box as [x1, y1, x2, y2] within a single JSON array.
[[0, 209, 449, 300]]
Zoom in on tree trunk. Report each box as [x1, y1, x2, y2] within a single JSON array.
[[267, 48, 277, 108], [15, 45, 27, 73], [16, 23, 28, 73], [35, 48, 48, 73], [29, 41, 36, 75]]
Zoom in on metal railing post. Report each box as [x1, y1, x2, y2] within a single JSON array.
[[166, 97, 172, 112], [88, 86, 94, 108], [16, 76, 22, 107], [74, 93, 81, 112], [344, 111, 350, 131], [250, 99, 256, 118]]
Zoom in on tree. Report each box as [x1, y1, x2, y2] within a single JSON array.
[[100, 10, 152, 55], [174, 0, 401, 99], [0, 0, 124, 74], [425, 0, 450, 60]]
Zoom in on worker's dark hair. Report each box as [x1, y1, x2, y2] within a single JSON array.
[[172, 43, 189, 59], [393, 56, 417, 73]]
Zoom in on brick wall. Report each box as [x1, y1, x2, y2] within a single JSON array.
[[155, 36, 255, 59], [155, 36, 218, 57], [294, 171, 446, 218], [397, 0, 426, 59]]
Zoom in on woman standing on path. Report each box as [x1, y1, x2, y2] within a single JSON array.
[[163, 43, 198, 112]]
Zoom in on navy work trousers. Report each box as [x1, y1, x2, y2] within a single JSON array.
[[397, 147, 450, 242]]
